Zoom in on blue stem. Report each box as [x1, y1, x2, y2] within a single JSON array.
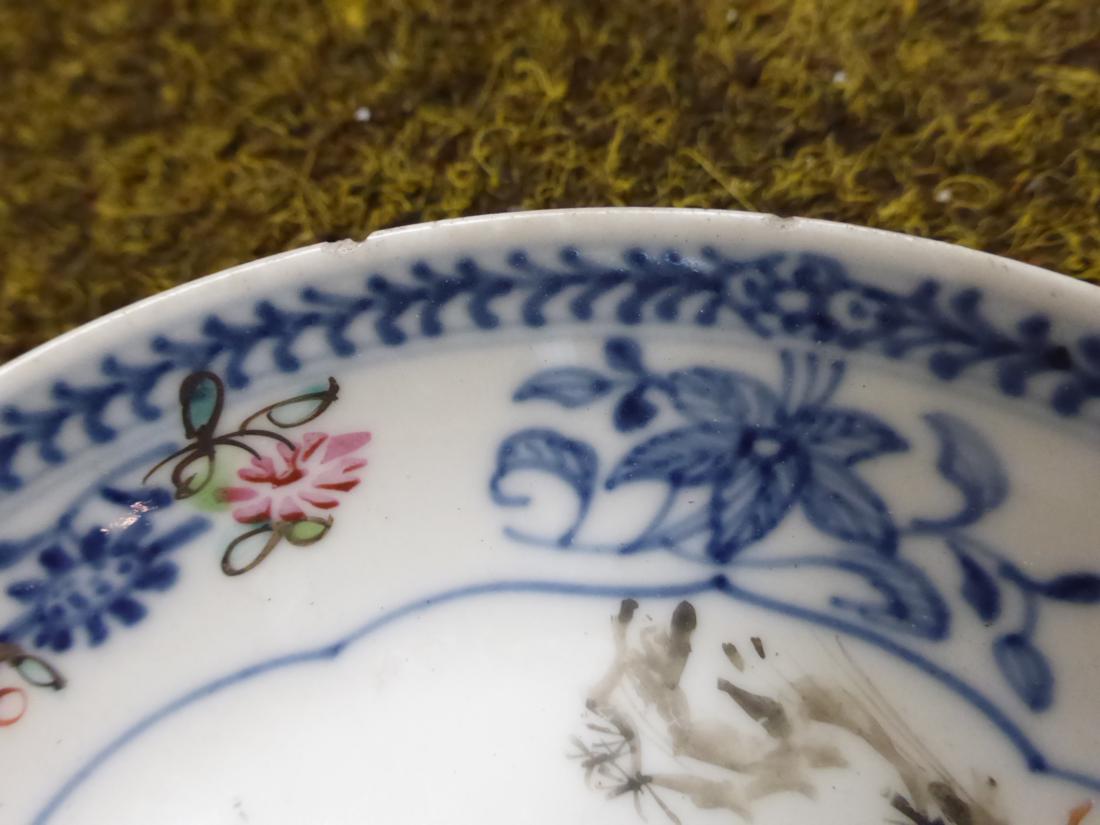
[[1020, 588, 1040, 639], [621, 485, 680, 553], [503, 499, 710, 557]]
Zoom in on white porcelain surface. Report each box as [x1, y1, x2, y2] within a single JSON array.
[[1, 209, 1098, 825]]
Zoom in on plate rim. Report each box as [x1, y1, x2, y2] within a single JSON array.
[[3, 207, 1097, 383]]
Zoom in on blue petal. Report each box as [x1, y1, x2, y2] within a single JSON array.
[[85, 613, 110, 646], [39, 545, 76, 573], [7, 579, 46, 603], [80, 529, 109, 564], [707, 452, 807, 562], [67, 591, 91, 610], [49, 627, 73, 653], [607, 425, 735, 488], [513, 368, 615, 408], [801, 457, 897, 553], [797, 409, 908, 465], [106, 596, 147, 626], [667, 368, 780, 427], [133, 561, 179, 592]]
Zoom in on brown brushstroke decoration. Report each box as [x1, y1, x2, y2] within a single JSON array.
[[574, 600, 1010, 824]]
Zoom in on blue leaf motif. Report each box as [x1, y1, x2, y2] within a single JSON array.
[[801, 457, 897, 553], [490, 428, 598, 544], [947, 536, 1001, 622], [796, 409, 908, 465], [707, 454, 806, 562], [994, 633, 1053, 711], [607, 425, 735, 489], [918, 412, 1008, 529], [1040, 573, 1100, 604], [824, 552, 950, 639], [513, 368, 614, 408], [668, 368, 780, 426]]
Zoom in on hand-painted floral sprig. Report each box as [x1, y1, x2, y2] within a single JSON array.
[[0, 641, 65, 727], [145, 372, 370, 576]]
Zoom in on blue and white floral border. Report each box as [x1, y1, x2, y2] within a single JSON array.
[[3, 244, 1100, 493]]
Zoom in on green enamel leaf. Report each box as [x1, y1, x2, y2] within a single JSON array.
[[181, 373, 223, 437], [282, 519, 331, 546], [14, 656, 64, 689], [190, 464, 233, 513]]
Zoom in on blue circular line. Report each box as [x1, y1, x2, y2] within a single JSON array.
[[32, 571, 1100, 823], [32, 576, 723, 824]]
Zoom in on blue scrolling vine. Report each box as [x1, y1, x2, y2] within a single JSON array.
[[492, 338, 1100, 721], [4, 246, 1100, 493]]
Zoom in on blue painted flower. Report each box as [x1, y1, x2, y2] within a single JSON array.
[[605, 346, 909, 561], [1, 488, 208, 652]]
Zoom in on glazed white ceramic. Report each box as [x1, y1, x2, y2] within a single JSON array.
[[1, 209, 1098, 825]]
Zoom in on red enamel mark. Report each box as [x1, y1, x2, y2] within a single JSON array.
[[0, 686, 28, 727]]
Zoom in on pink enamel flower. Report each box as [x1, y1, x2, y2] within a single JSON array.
[[219, 432, 370, 523]]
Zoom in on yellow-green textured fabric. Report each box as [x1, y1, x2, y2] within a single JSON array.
[[1, 0, 1098, 361]]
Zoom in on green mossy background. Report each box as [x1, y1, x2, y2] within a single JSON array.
[[2, 0, 1098, 361]]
